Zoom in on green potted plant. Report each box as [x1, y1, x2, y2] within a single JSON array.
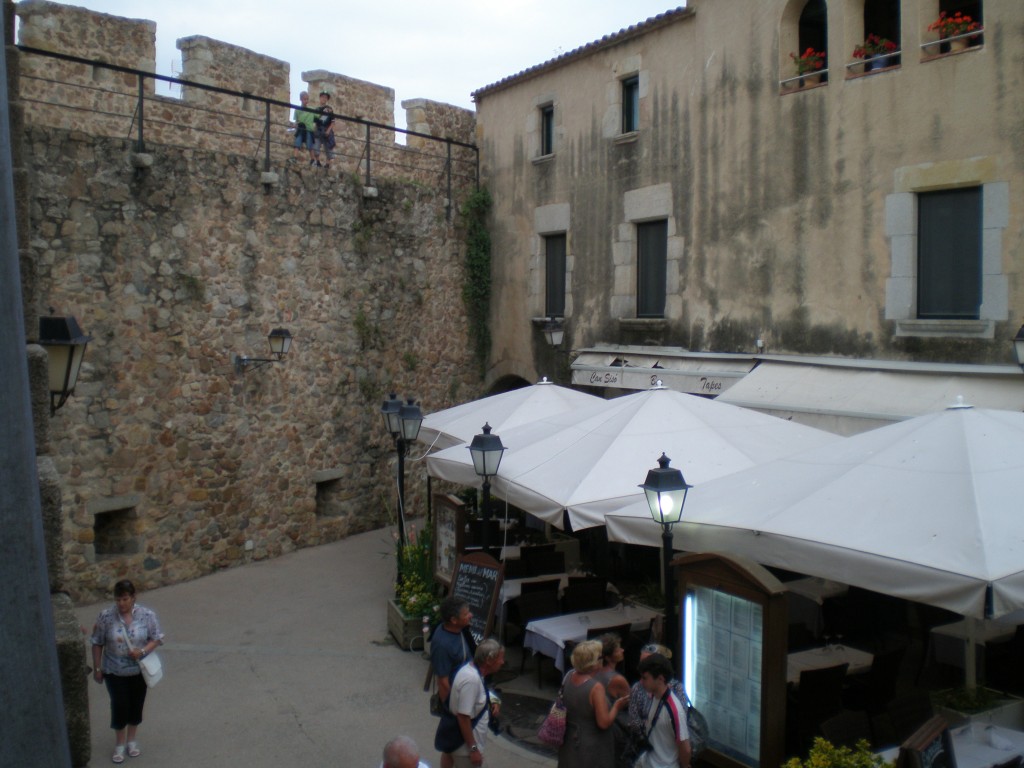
[[932, 686, 1024, 728], [927, 11, 982, 52], [789, 48, 826, 87], [387, 524, 440, 650], [853, 34, 898, 72], [783, 737, 892, 768]]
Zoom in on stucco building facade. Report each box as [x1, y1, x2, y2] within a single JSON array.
[[473, 0, 1024, 432]]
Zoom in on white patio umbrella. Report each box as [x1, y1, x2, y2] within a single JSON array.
[[417, 377, 602, 451], [426, 381, 837, 530], [605, 403, 1024, 622]]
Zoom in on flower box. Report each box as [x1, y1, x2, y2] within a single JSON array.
[[387, 598, 426, 651], [933, 688, 1024, 730]]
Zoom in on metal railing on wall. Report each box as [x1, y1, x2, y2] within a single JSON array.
[[15, 45, 479, 217]]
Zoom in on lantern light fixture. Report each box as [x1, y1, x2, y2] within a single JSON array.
[[38, 315, 92, 416], [234, 328, 293, 374]]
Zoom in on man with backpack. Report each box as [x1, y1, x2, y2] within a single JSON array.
[[635, 654, 691, 768]]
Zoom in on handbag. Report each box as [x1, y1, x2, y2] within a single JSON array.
[[121, 620, 162, 688], [537, 674, 569, 747], [139, 652, 163, 687]]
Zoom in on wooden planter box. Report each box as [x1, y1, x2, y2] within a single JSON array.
[[387, 598, 426, 651]]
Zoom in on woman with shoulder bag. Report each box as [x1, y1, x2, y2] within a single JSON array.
[[90, 579, 164, 764]]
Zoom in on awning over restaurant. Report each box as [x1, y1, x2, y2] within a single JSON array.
[[570, 345, 756, 396], [717, 357, 1024, 435]]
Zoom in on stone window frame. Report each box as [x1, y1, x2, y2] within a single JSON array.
[[539, 103, 555, 157], [529, 92, 559, 164], [605, 54, 645, 142], [884, 157, 1008, 338], [530, 204, 573, 325], [612, 184, 683, 329]]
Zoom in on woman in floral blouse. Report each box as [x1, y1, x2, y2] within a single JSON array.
[[90, 579, 164, 764]]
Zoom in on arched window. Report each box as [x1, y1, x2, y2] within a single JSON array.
[[936, 0, 983, 52], [798, 0, 829, 82]]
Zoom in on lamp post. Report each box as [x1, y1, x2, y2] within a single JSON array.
[[380, 393, 423, 553], [639, 452, 692, 656], [468, 423, 506, 556]]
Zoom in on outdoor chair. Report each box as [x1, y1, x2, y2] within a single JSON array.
[[514, 590, 562, 684], [529, 550, 566, 576], [844, 645, 907, 714], [884, 691, 934, 743], [519, 578, 561, 596], [505, 579, 560, 641], [562, 581, 607, 613], [820, 710, 873, 749], [789, 663, 850, 755], [623, 621, 655, 682], [520, 544, 556, 572], [502, 557, 531, 579]]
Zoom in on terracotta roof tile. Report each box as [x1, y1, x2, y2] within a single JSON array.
[[471, 6, 693, 102]]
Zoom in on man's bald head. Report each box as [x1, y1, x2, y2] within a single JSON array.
[[382, 735, 421, 768]]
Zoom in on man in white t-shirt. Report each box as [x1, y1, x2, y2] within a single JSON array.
[[636, 653, 691, 768], [445, 639, 505, 767], [380, 734, 429, 768]]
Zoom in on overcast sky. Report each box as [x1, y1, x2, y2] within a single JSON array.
[[27, 1, 685, 124]]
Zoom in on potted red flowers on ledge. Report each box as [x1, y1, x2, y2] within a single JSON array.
[[789, 48, 826, 87], [928, 11, 982, 51], [853, 34, 898, 72]]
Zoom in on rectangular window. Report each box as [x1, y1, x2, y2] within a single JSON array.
[[540, 105, 554, 156], [917, 187, 981, 319], [622, 76, 639, 134], [637, 220, 667, 318], [544, 234, 567, 317]]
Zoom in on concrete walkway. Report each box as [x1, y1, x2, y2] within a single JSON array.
[[75, 526, 556, 768]]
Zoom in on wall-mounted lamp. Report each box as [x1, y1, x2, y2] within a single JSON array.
[[234, 328, 293, 374], [542, 316, 565, 347], [1013, 324, 1024, 372], [38, 314, 92, 416], [755, 338, 765, 353]]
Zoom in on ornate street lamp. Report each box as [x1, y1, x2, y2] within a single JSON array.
[[468, 423, 506, 556], [640, 452, 692, 656], [380, 394, 423, 552], [38, 314, 92, 416], [542, 316, 565, 347]]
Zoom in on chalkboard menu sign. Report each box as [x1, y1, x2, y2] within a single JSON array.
[[433, 494, 466, 587], [450, 552, 504, 644], [897, 716, 956, 768]]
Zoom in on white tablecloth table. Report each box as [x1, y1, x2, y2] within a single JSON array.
[[878, 723, 1024, 768], [525, 605, 660, 673], [499, 573, 569, 605], [787, 645, 873, 685]]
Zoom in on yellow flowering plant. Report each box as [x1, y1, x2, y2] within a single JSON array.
[[783, 738, 892, 768], [394, 525, 440, 622]]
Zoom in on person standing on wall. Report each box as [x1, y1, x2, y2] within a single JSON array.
[[430, 596, 474, 768], [90, 579, 165, 764], [291, 90, 317, 165], [314, 90, 336, 169]]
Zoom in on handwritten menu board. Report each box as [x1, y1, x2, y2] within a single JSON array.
[[450, 552, 503, 644], [433, 494, 466, 587]]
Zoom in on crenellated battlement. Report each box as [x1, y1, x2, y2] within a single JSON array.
[[15, 0, 476, 182]]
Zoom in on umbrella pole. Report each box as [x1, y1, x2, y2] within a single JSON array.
[[965, 618, 978, 691]]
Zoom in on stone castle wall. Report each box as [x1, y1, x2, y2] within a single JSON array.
[[14, 0, 482, 601], [16, 1, 476, 188]]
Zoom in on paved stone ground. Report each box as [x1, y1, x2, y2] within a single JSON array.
[[75, 526, 556, 767]]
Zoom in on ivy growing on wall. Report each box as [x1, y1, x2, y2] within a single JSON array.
[[461, 188, 493, 378]]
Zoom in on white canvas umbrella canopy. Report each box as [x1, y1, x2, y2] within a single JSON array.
[[417, 377, 603, 451], [426, 382, 837, 530], [605, 403, 1024, 621]]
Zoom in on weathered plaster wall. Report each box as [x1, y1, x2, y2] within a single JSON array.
[[475, 0, 1024, 385]]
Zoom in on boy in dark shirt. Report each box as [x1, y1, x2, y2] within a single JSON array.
[[314, 91, 336, 169]]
